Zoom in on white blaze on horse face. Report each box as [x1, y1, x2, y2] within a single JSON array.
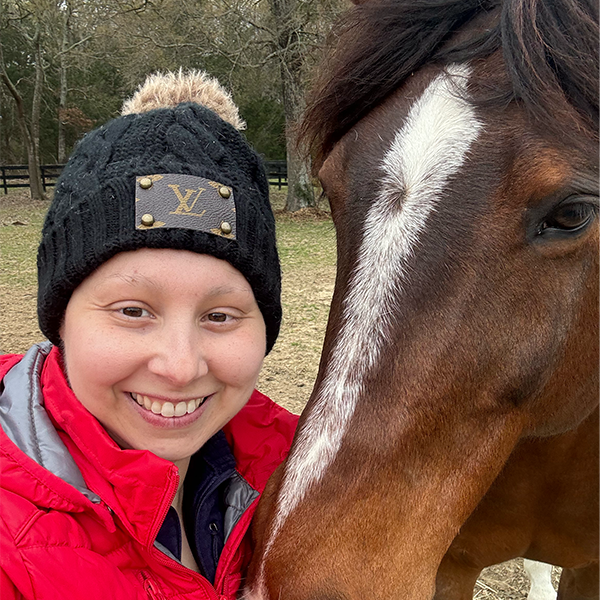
[[253, 63, 482, 592]]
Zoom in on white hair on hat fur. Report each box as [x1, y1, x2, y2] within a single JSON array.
[[121, 69, 246, 130]]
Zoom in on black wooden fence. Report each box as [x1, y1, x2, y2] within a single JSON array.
[[1, 160, 288, 194], [265, 160, 287, 190], [1, 164, 64, 194]]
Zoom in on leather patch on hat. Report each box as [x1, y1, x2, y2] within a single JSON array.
[[135, 174, 236, 239]]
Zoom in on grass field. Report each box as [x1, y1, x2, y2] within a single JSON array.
[[0, 187, 558, 598]]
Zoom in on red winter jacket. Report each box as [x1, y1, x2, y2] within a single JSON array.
[[0, 343, 298, 599]]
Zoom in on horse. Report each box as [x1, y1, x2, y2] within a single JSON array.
[[244, 0, 599, 598]]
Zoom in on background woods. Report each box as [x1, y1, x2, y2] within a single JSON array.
[[0, 0, 345, 209]]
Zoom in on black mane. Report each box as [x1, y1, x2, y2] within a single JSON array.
[[300, 0, 599, 170]]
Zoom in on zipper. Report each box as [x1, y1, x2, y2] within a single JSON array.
[[144, 463, 219, 598], [147, 477, 220, 599], [209, 521, 220, 566], [138, 571, 166, 600], [148, 464, 180, 545], [148, 546, 220, 599]]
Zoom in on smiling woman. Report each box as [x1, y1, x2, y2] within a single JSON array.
[[61, 249, 266, 463], [0, 70, 298, 599]]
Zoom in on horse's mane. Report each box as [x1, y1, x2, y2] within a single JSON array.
[[300, 0, 599, 171]]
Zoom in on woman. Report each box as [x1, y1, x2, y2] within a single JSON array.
[[0, 70, 298, 599]]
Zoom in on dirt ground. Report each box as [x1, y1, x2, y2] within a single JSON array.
[[0, 190, 560, 597]]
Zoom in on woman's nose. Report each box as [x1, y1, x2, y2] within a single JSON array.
[[147, 325, 208, 387]]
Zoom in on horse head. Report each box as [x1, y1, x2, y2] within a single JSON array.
[[247, 0, 599, 598]]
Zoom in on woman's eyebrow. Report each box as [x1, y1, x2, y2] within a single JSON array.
[[205, 284, 253, 298], [94, 272, 162, 290]]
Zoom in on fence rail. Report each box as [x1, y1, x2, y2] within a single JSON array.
[[1, 164, 65, 194], [1, 161, 288, 194], [264, 160, 288, 189]]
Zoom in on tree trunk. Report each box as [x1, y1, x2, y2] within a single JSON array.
[[0, 38, 46, 201], [285, 134, 315, 210], [57, 3, 71, 163], [31, 28, 44, 171], [270, 0, 315, 212]]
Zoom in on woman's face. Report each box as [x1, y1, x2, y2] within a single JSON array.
[[60, 248, 266, 463]]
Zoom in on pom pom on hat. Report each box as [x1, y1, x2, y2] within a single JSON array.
[[121, 69, 246, 130]]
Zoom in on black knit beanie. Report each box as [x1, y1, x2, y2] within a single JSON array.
[[37, 71, 281, 353]]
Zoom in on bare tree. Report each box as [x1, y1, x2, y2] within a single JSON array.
[[57, 1, 71, 163], [230, 0, 344, 211], [104, 0, 344, 211], [268, 0, 314, 211], [0, 2, 46, 200]]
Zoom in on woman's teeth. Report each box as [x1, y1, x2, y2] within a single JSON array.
[[130, 393, 206, 418]]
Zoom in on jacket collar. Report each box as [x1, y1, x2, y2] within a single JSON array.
[[1, 343, 178, 547], [0, 342, 95, 501]]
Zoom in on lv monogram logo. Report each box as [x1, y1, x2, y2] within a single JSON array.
[[168, 184, 207, 217]]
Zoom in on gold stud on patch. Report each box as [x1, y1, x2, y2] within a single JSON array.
[[218, 186, 231, 199], [141, 213, 155, 227], [139, 177, 153, 189], [220, 221, 232, 234]]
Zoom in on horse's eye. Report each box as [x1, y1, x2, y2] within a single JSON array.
[[538, 200, 597, 235]]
